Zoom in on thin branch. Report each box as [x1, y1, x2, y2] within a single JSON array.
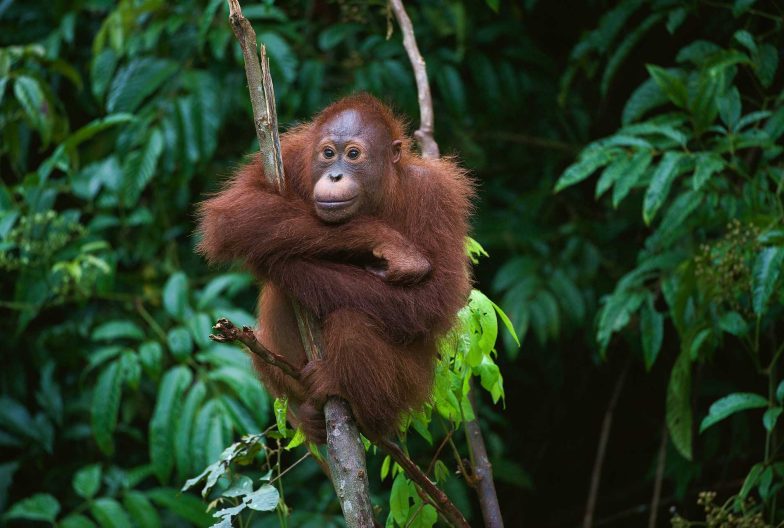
[[223, 2, 374, 526], [379, 438, 471, 528], [466, 388, 503, 528], [226, 0, 284, 191], [211, 321, 468, 528], [583, 361, 631, 528], [647, 426, 668, 528], [389, 0, 438, 160], [210, 318, 300, 379], [391, 2, 504, 525]]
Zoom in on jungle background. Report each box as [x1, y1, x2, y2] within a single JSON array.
[[2, 0, 784, 526]]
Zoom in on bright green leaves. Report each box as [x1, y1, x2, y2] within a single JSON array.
[[390, 473, 410, 525], [388, 473, 437, 528], [699, 393, 768, 433], [182, 434, 280, 525], [163, 272, 189, 320]]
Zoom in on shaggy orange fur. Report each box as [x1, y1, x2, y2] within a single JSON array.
[[197, 94, 474, 441]]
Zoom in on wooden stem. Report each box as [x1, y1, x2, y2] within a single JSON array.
[[582, 361, 630, 528], [391, 2, 504, 525], [224, 2, 374, 526], [466, 388, 504, 528], [389, 0, 439, 160]]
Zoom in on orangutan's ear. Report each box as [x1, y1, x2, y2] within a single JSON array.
[[391, 140, 402, 164]]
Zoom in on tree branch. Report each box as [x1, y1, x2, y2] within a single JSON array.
[[583, 361, 630, 528], [390, 2, 504, 526], [647, 425, 668, 528], [223, 2, 374, 526], [389, 0, 439, 160], [210, 318, 300, 379], [466, 388, 503, 528], [378, 438, 470, 528]]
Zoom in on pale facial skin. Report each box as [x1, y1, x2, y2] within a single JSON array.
[[311, 109, 402, 224]]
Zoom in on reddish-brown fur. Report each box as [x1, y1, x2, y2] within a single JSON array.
[[197, 94, 474, 441]]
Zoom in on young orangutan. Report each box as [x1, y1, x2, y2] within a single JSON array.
[[198, 93, 474, 442]]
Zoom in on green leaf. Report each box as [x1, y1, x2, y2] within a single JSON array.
[[777, 381, 784, 403], [390, 473, 410, 524], [244, 484, 279, 511], [13, 75, 50, 144], [755, 44, 778, 88], [380, 455, 391, 480], [646, 65, 687, 108], [60, 514, 98, 528], [643, 151, 685, 225], [163, 272, 188, 320], [149, 366, 193, 483], [274, 398, 288, 436], [554, 149, 616, 192], [488, 298, 520, 348], [90, 498, 132, 528], [752, 247, 784, 315], [175, 381, 206, 481], [677, 40, 722, 65], [138, 341, 163, 378], [764, 407, 782, 433], [622, 78, 668, 124], [733, 0, 757, 16], [73, 464, 102, 499], [699, 393, 768, 433], [107, 58, 178, 113], [692, 152, 724, 191], [123, 491, 160, 528], [597, 289, 646, 354], [91, 48, 118, 101], [167, 327, 193, 360], [640, 297, 663, 371], [740, 463, 764, 499], [612, 149, 653, 207], [718, 311, 747, 336], [688, 328, 712, 360], [4, 493, 60, 523], [717, 87, 741, 129], [122, 128, 164, 204], [91, 360, 124, 455], [92, 320, 145, 342], [146, 488, 213, 527], [666, 351, 692, 460]]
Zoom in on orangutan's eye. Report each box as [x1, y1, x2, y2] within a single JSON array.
[[323, 147, 335, 159], [347, 148, 360, 160]]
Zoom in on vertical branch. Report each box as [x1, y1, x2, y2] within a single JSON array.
[[390, 2, 503, 526], [225, 2, 374, 526], [388, 0, 439, 160], [648, 426, 668, 528], [466, 390, 504, 528], [583, 361, 630, 528]]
